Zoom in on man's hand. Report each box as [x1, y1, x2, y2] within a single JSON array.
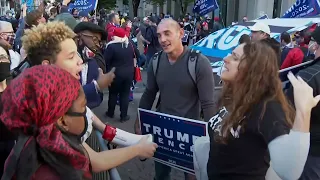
[[0, 38, 11, 50], [97, 67, 116, 90]]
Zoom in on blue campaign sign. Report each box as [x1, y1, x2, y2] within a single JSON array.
[[138, 109, 207, 173], [282, 0, 320, 18], [68, 0, 98, 13], [193, 0, 219, 16]]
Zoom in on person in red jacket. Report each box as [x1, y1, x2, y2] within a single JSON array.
[[280, 47, 305, 69], [106, 13, 131, 42]]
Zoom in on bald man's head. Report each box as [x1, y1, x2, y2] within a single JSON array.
[[158, 18, 181, 31], [0, 21, 13, 33], [157, 18, 184, 54]]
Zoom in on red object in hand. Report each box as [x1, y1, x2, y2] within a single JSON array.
[[135, 67, 142, 82], [102, 125, 117, 142]]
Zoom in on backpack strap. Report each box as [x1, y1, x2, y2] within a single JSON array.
[[188, 49, 200, 84], [152, 51, 162, 77]]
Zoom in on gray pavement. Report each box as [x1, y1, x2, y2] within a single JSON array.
[[92, 70, 185, 180]]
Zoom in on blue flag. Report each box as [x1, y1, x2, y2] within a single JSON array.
[[282, 0, 320, 18], [193, 0, 219, 16], [68, 0, 98, 13]]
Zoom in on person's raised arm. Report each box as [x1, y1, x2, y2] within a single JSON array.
[[265, 73, 320, 180]]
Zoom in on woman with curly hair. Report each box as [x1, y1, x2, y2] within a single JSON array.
[[194, 41, 320, 180]]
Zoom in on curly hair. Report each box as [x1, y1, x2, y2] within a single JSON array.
[[22, 21, 76, 66], [218, 41, 295, 143]]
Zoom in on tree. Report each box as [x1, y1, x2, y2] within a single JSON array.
[[132, 0, 140, 17], [97, 0, 117, 10]]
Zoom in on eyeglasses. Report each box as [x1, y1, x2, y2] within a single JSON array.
[[80, 33, 103, 47]]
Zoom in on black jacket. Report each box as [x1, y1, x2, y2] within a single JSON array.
[[286, 57, 320, 156]]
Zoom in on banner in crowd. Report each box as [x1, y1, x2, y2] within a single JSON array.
[[282, 0, 320, 18], [193, 0, 219, 16], [138, 109, 208, 173], [68, 0, 98, 13], [191, 18, 320, 72]]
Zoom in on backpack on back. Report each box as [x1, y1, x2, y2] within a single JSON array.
[[151, 49, 201, 108], [152, 49, 200, 84]]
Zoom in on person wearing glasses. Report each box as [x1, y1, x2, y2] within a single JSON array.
[[73, 22, 114, 109]]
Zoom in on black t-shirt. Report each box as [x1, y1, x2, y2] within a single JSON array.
[[207, 101, 290, 180]]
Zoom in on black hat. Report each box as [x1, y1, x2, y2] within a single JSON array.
[[311, 26, 320, 44], [74, 22, 107, 40]]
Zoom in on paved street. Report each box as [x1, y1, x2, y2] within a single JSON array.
[[91, 70, 185, 180]]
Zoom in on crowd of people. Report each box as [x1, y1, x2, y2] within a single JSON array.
[[0, 0, 320, 180]]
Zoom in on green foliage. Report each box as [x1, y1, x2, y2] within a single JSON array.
[[97, 0, 117, 10], [123, 0, 129, 6]]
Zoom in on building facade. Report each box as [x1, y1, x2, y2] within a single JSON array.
[[219, 0, 296, 26], [0, 0, 11, 15]]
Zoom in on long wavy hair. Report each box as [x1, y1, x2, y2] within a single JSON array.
[[217, 41, 295, 143]]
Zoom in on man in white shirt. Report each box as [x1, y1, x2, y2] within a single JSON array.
[[0, 21, 20, 70]]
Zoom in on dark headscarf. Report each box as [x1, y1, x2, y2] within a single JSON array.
[[0, 65, 90, 180]]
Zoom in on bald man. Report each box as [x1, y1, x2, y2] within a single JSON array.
[[0, 21, 20, 70], [135, 18, 215, 180]]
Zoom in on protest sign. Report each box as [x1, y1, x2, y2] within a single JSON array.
[[138, 109, 207, 173], [68, 0, 98, 13], [193, 0, 219, 16], [191, 18, 320, 72], [282, 0, 320, 18]]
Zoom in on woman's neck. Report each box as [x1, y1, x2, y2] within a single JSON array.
[[0, 80, 7, 92]]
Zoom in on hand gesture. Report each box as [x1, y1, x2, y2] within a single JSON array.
[[0, 38, 11, 49], [97, 67, 115, 90], [135, 136, 158, 159], [288, 72, 320, 113]]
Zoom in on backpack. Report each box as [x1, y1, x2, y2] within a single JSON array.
[[152, 49, 201, 108]]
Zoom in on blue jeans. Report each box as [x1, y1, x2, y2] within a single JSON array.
[[138, 54, 147, 67]]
